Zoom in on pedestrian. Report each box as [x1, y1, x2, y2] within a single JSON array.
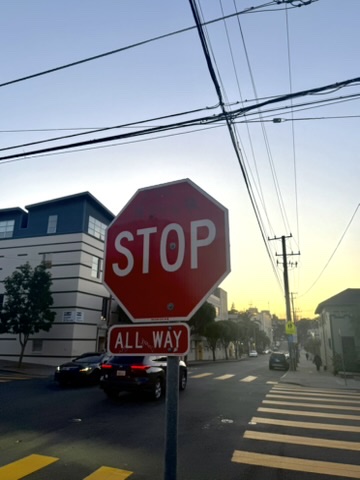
[[305, 352, 309, 361], [313, 354, 322, 371]]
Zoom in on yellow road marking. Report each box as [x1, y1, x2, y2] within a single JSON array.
[[258, 406, 360, 421], [251, 416, 360, 433], [263, 399, 360, 411], [244, 430, 360, 451], [231, 450, 360, 478], [274, 386, 360, 396], [0, 454, 58, 480], [190, 373, 213, 378], [240, 376, 257, 383], [273, 388, 360, 399], [267, 393, 360, 404], [214, 374, 235, 380], [84, 466, 133, 479]]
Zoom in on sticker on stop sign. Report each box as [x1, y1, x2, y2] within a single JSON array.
[[104, 179, 230, 322]]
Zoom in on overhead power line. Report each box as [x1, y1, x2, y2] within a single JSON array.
[[0, 2, 289, 90], [0, 76, 359, 162], [299, 203, 360, 298]]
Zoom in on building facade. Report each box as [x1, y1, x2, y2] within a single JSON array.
[[315, 289, 360, 373], [0, 192, 114, 366]]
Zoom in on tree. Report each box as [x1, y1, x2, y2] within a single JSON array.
[[203, 321, 222, 361], [188, 302, 216, 337], [218, 320, 234, 360], [0, 262, 55, 367]]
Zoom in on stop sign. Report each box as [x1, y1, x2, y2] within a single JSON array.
[[103, 178, 230, 322]]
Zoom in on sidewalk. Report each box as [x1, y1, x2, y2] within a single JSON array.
[[280, 354, 360, 391], [0, 359, 54, 377]]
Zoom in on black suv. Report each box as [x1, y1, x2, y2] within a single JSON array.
[[99, 355, 187, 400], [269, 352, 289, 371]]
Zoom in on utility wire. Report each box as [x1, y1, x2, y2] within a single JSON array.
[[189, 0, 283, 291], [0, 103, 219, 153], [0, 2, 284, 90], [1, 76, 359, 162], [299, 203, 360, 297]]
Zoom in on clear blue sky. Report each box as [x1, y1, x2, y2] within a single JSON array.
[[0, 0, 359, 319]]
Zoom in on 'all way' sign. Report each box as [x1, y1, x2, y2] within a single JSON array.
[[107, 323, 190, 356]]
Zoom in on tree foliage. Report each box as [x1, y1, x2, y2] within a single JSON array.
[[188, 302, 216, 337], [0, 262, 55, 366]]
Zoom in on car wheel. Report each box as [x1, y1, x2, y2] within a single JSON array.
[[152, 378, 163, 400], [179, 371, 187, 391]]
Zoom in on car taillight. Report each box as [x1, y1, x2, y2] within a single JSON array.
[[130, 365, 151, 371], [101, 364, 113, 370]]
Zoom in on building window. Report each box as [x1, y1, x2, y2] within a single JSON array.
[[88, 216, 106, 241], [32, 340, 43, 352], [91, 256, 103, 279], [47, 215, 58, 234], [0, 220, 15, 238], [42, 253, 53, 268]]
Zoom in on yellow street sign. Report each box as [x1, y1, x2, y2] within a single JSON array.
[[286, 322, 297, 335]]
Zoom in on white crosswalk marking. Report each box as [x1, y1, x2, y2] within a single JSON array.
[[214, 374, 235, 380], [233, 385, 360, 477], [190, 372, 213, 378], [240, 376, 257, 382]]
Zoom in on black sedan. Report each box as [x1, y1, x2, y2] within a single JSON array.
[[100, 355, 187, 400], [54, 352, 109, 386], [269, 352, 290, 370]]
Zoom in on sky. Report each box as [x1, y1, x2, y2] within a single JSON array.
[[0, 0, 359, 320]]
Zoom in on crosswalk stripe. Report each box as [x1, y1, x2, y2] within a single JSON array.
[[266, 381, 278, 384], [244, 430, 360, 451], [263, 400, 360, 411], [190, 373, 213, 378], [214, 374, 235, 380], [267, 393, 360, 404], [273, 388, 360, 399], [274, 386, 360, 396], [84, 466, 133, 479], [258, 406, 360, 421], [251, 416, 360, 433], [240, 376, 257, 383], [0, 454, 58, 480], [231, 450, 360, 478]]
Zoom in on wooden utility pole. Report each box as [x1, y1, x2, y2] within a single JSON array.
[[270, 234, 300, 371]]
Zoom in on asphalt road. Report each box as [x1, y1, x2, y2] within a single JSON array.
[[0, 354, 359, 479]]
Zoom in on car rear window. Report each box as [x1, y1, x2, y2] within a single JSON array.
[[271, 353, 285, 360]]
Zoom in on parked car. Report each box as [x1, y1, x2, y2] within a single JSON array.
[[248, 350, 258, 357], [99, 355, 187, 400], [54, 352, 109, 386], [269, 352, 289, 370]]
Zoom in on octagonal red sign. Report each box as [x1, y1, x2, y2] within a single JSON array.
[[103, 178, 230, 322]]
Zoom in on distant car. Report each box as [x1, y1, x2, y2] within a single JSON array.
[[269, 352, 289, 371], [248, 350, 258, 357], [99, 355, 187, 400], [263, 349, 271, 354], [54, 352, 109, 386]]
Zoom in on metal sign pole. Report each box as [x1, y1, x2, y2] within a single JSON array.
[[164, 356, 179, 480]]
